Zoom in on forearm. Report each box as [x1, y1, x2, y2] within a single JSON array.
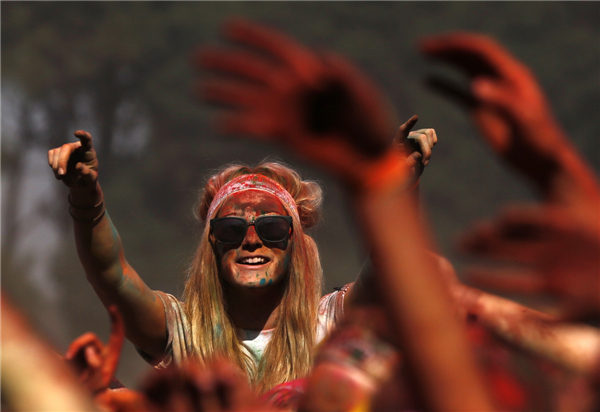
[[354, 187, 492, 412], [548, 140, 600, 214], [456, 284, 600, 377], [524, 123, 600, 211], [69, 184, 166, 355], [345, 183, 421, 310], [70, 183, 128, 289]]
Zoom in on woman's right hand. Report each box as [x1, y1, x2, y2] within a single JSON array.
[[48, 130, 98, 190]]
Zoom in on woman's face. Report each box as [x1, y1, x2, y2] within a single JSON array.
[[211, 190, 293, 289]]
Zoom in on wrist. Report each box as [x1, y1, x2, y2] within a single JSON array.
[[349, 149, 411, 196], [68, 183, 103, 208], [68, 183, 106, 224]]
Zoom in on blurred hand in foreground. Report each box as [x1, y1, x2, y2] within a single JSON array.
[[194, 19, 412, 191], [460, 205, 600, 320], [421, 33, 599, 211], [142, 358, 273, 412], [64, 305, 124, 394]]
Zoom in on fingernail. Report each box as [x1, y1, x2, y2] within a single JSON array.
[[58, 168, 65, 175]]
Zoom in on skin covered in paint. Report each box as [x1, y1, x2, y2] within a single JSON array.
[[212, 190, 292, 290], [212, 190, 293, 331], [48, 130, 167, 360]]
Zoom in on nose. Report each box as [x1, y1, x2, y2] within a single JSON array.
[[242, 224, 262, 251]]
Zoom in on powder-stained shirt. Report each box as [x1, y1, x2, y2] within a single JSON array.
[[142, 285, 350, 369]]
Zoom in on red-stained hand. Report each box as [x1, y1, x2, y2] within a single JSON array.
[[460, 205, 600, 320], [142, 358, 274, 412], [48, 130, 98, 189], [421, 33, 588, 195], [194, 19, 401, 189], [64, 305, 124, 393]]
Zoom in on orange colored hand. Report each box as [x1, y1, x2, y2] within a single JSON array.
[[422, 33, 577, 192], [64, 305, 124, 393], [460, 205, 600, 320], [194, 19, 400, 189]]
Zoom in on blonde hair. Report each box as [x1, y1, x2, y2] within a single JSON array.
[[182, 161, 323, 392]]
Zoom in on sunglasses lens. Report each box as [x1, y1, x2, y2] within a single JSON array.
[[255, 216, 291, 242], [213, 219, 247, 243]]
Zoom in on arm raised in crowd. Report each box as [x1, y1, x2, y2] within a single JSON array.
[[421, 33, 600, 220], [438, 247, 600, 382], [48, 131, 166, 360], [422, 33, 600, 383]]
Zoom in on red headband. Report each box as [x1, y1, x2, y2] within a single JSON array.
[[207, 174, 299, 221]]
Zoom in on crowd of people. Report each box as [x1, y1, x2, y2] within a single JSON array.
[[2, 19, 598, 412]]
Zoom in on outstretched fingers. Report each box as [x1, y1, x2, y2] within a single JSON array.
[[201, 78, 266, 109], [223, 18, 322, 86], [215, 112, 277, 140], [465, 267, 548, 295], [420, 32, 527, 81], [197, 47, 279, 86]]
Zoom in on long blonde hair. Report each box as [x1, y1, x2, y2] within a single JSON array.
[[182, 161, 323, 392]]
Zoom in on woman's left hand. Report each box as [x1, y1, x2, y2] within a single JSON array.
[[393, 115, 438, 185]]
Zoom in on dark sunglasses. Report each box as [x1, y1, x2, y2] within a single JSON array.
[[210, 215, 293, 244]]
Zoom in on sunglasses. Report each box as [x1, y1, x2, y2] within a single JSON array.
[[210, 215, 293, 244]]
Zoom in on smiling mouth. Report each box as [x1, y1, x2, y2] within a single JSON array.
[[237, 256, 270, 265]]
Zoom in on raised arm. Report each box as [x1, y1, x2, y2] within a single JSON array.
[[48, 131, 166, 360], [433, 248, 600, 382], [421, 33, 600, 220]]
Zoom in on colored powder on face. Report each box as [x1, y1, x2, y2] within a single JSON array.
[[260, 278, 266, 286]]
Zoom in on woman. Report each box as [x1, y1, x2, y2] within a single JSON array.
[[48, 21, 436, 393], [50, 140, 344, 391]]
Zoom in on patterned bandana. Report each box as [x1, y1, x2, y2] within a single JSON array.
[[207, 174, 299, 221]]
